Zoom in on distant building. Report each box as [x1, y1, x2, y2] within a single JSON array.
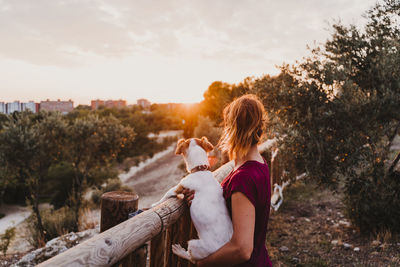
[[21, 101, 38, 113], [137, 99, 151, 110], [105, 100, 126, 109], [40, 99, 73, 114], [91, 99, 126, 110], [6, 101, 21, 114], [0, 102, 5, 114], [91, 99, 105, 110]]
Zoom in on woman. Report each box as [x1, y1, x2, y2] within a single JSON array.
[[184, 94, 272, 266]]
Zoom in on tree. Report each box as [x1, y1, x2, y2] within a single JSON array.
[[253, 1, 400, 233], [65, 115, 135, 230], [0, 112, 67, 243], [193, 116, 222, 146], [201, 81, 234, 123]]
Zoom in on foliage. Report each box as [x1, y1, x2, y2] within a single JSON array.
[[44, 162, 74, 209], [41, 207, 76, 240], [200, 79, 251, 123], [201, 81, 234, 123], [193, 116, 222, 146], [0, 111, 67, 241], [0, 227, 15, 256], [252, 1, 400, 234], [90, 189, 102, 206], [27, 207, 76, 243], [344, 168, 400, 233], [91, 178, 133, 205], [65, 114, 135, 230]]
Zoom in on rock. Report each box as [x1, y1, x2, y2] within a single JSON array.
[[304, 218, 311, 222], [338, 220, 351, 227], [11, 228, 99, 267], [343, 243, 352, 249], [67, 232, 78, 242], [372, 240, 381, 246], [280, 246, 289, 252], [331, 240, 338, 245], [354, 247, 360, 252], [291, 257, 299, 263], [325, 232, 332, 237], [333, 223, 339, 228]]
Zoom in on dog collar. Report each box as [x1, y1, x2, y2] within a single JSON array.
[[190, 164, 210, 173]]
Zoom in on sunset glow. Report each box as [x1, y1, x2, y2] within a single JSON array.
[[0, 0, 376, 105]]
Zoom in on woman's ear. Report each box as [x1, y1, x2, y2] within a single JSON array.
[[200, 136, 214, 152], [175, 139, 189, 155]]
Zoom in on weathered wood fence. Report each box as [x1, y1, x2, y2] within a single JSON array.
[[38, 140, 285, 267]]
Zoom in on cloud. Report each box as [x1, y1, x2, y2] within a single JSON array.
[[0, 0, 376, 67]]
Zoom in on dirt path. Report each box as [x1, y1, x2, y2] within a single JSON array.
[[123, 148, 185, 209], [267, 182, 400, 266], [0, 205, 30, 235]]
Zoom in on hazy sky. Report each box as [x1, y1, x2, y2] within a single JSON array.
[[0, 0, 377, 105]]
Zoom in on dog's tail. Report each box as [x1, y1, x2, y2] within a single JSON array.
[[172, 244, 192, 262]]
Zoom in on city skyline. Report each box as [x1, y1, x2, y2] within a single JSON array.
[[0, 0, 377, 105]]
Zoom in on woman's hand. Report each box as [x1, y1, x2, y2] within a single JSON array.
[[182, 188, 195, 206]]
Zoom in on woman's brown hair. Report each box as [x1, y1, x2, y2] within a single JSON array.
[[218, 94, 266, 160]]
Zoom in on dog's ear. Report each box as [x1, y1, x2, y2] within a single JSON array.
[[175, 139, 189, 155], [199, 136, 214, 152]]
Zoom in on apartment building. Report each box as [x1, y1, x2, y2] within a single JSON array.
[[21, 101, 38, 113], [0, 102, 6, 114], [6, 101, 21, 114], [40, 99, 74, 114], [91, 99, 127, 110], [137, 98, 151, 110]]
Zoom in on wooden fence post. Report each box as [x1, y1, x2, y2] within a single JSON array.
[[165, 207, 197, 267], [101, 191, 146, 267], [150, 230, 167, 267]]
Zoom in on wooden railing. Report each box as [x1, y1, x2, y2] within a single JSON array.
[[37, 157, 236, 266], [38, 141, 279, 267]]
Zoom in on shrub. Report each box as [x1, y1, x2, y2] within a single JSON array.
[[344, 168, 400, 234], [45, 162, 74, 209], [194, 116, 222, 146], [90, 179, 133, 206], [103, 179, 123, 193], [41, 207, 76, 240], [0, 227, 15, 255], [91, 189, 102, 205]]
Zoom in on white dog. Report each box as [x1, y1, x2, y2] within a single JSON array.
[[152, 137, 233, 262]]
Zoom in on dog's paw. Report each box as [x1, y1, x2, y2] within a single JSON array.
[[177, 193, 184, 200], [172, 244, 191, 261]]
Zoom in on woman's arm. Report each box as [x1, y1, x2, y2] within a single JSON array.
[[197, 191, 256, 267]]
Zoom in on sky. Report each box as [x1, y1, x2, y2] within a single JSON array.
[[0, 0, 377, 105]]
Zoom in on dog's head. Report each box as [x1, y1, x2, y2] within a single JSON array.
[[175, 136, 214, 155]]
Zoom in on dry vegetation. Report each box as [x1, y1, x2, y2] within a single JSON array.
[[267, 182, 400, 267]]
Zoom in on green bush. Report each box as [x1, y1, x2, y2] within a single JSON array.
[[0, 227, 15, 255], [91, 189, 102, 205], [91, 179, 133, 206], [45, 162, 74, 209], [344, 168, 400, 234], [103, 179, 123, 193], [41, 207, 76, 240], [193, 116, 222, 146]]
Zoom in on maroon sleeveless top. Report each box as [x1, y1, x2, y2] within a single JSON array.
[[221, 160, 272, 267]]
